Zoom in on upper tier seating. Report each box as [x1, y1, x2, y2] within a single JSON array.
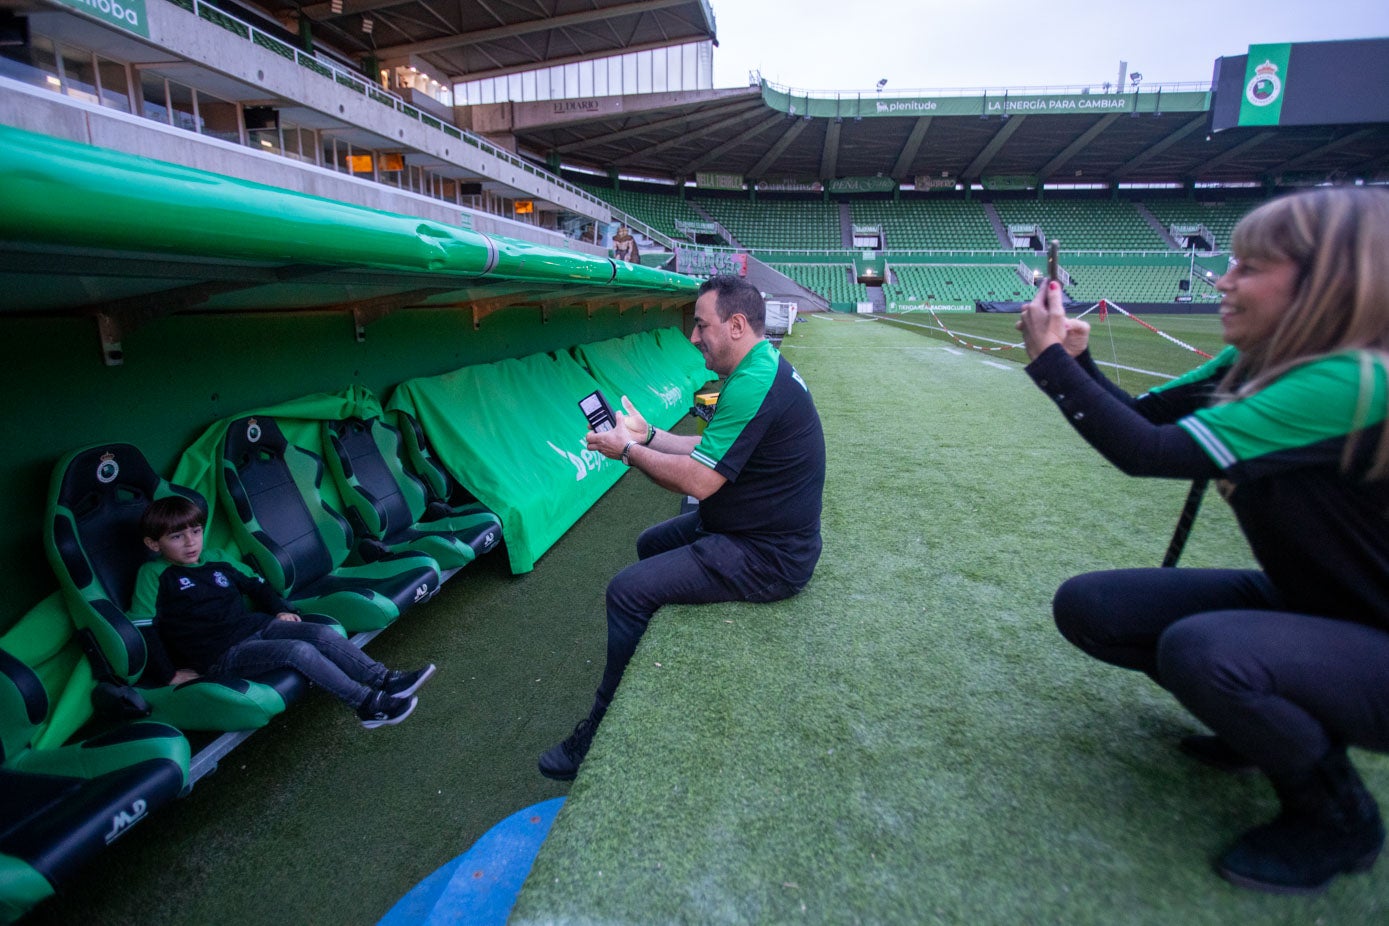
[[694, 197, 841, 249], [1142, 198, 1265, 252], [850, 200, 1000, 250], [576, 184, 709, 240], [992, 199, 1166, 250]]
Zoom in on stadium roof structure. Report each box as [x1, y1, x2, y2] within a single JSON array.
[[505, 79, 1389, 189], [254, 0, 717, 85]]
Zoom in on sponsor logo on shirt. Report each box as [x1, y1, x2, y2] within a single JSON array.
[[177, 576, 195, 590]]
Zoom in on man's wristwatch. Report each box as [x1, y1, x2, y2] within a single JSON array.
[[621, 439, 638, 465]]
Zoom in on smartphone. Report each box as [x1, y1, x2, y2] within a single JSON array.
[[578, 389, 617, 432], [1046, 239, 1060, 284]]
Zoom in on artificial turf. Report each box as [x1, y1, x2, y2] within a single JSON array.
[[511, 313, 1389, 925], [26, 312, 1387, 925]]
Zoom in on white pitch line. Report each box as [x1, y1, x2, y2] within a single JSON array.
[[981, 360, 1013, 371], [940, 347, 963, 356]]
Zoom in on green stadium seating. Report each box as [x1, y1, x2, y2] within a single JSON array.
[[695, 197, 841, 249], [992, 199, 1166, 250], [1142, 197, 1265, 252], [850, 199, 1000, 250], [769, 263, 869, 305], [886, 264, 1030, 306], [574, 183, 708, 240]]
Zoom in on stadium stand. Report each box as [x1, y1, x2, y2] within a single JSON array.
[[886, 264, 1031, 306], [991, 198, 1168, 251], [694, 196, 842, 249], [769, 263, 869, 305], [573, 183, 710, 240], [1063, 263, 1209, 304], [1142, 196, 1266, 252], [850, 199, 1001, 250]]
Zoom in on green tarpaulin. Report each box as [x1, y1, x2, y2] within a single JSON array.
[[389, 328, 710, 573]]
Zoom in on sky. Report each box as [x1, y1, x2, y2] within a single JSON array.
[[708, 0, 1389, 93]]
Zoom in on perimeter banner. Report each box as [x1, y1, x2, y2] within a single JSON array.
[[762, 81, 1209, 119]]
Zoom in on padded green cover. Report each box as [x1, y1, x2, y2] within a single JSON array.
[[571, 327, 711, 430], [0, 595, 92, 753], [0, 854, 54, 924], [388, 350, 628, 573]]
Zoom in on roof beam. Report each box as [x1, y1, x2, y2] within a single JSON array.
[[1110, 114, 1207, 180], [681, 113, 786, 174], [374, 0, 698, 60], [1034, 114, 1120, 183], [1269, 128, 1378, 174], [1187, 131, 1279, 180], [889, 117, 931, 181], [960, 115, 1025, 182], [747, 118, 811, 179], [612, 105, 770, 166], [551, 100, 764, 153], [819, 118, 841, 180]]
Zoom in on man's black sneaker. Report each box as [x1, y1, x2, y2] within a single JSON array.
[[384, 664, 436, 699], [358, 690, 417, 729], [539, 716, 598, 781], [1180, 734, 1258, 774]]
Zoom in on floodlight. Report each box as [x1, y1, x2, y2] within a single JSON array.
[[876, 78, 887, 91]]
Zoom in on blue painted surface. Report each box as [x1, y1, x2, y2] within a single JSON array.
[[378, 797, 565, 926]]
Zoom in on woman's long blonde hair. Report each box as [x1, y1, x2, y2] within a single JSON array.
[[1223, 186, 1389, 478]]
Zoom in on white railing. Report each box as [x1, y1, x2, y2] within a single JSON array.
[[758, 75, 1213, 99]]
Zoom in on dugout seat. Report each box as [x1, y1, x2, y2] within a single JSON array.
[[44, 443, 316, 732], [219, 416, 440, 632], [322, 416, 502, 572], [0, 643, 189, 923]]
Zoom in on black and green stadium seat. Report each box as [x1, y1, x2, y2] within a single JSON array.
[[0, 645, 188, 922], [219, 416, 440, 632], [322, 417, 502, 572], [44, 443, 318, 731]]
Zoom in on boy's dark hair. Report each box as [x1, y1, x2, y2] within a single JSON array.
[[140, 496, 205, 541], [697, 275, 766, 335]]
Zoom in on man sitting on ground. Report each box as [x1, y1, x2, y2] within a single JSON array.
[[539, 274, 827, 780]]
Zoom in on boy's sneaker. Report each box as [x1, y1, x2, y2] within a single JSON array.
[[384, 664, 436, 699], [358, 690, 417, 729], [538, 716, 599, 781]]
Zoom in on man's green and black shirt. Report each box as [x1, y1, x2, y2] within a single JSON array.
[[690, 339, 826, 586]]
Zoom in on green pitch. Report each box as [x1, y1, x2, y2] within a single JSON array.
[[883, 310, 1228, 394], [27, 311, 1386, 925]]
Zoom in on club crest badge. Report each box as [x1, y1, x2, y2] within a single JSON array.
[[96, 452, 120, 484], [246, 418, 263, 443], [1245, 60, 1282, 108]]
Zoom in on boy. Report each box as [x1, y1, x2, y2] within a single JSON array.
[[132, 496, 434, 728]]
